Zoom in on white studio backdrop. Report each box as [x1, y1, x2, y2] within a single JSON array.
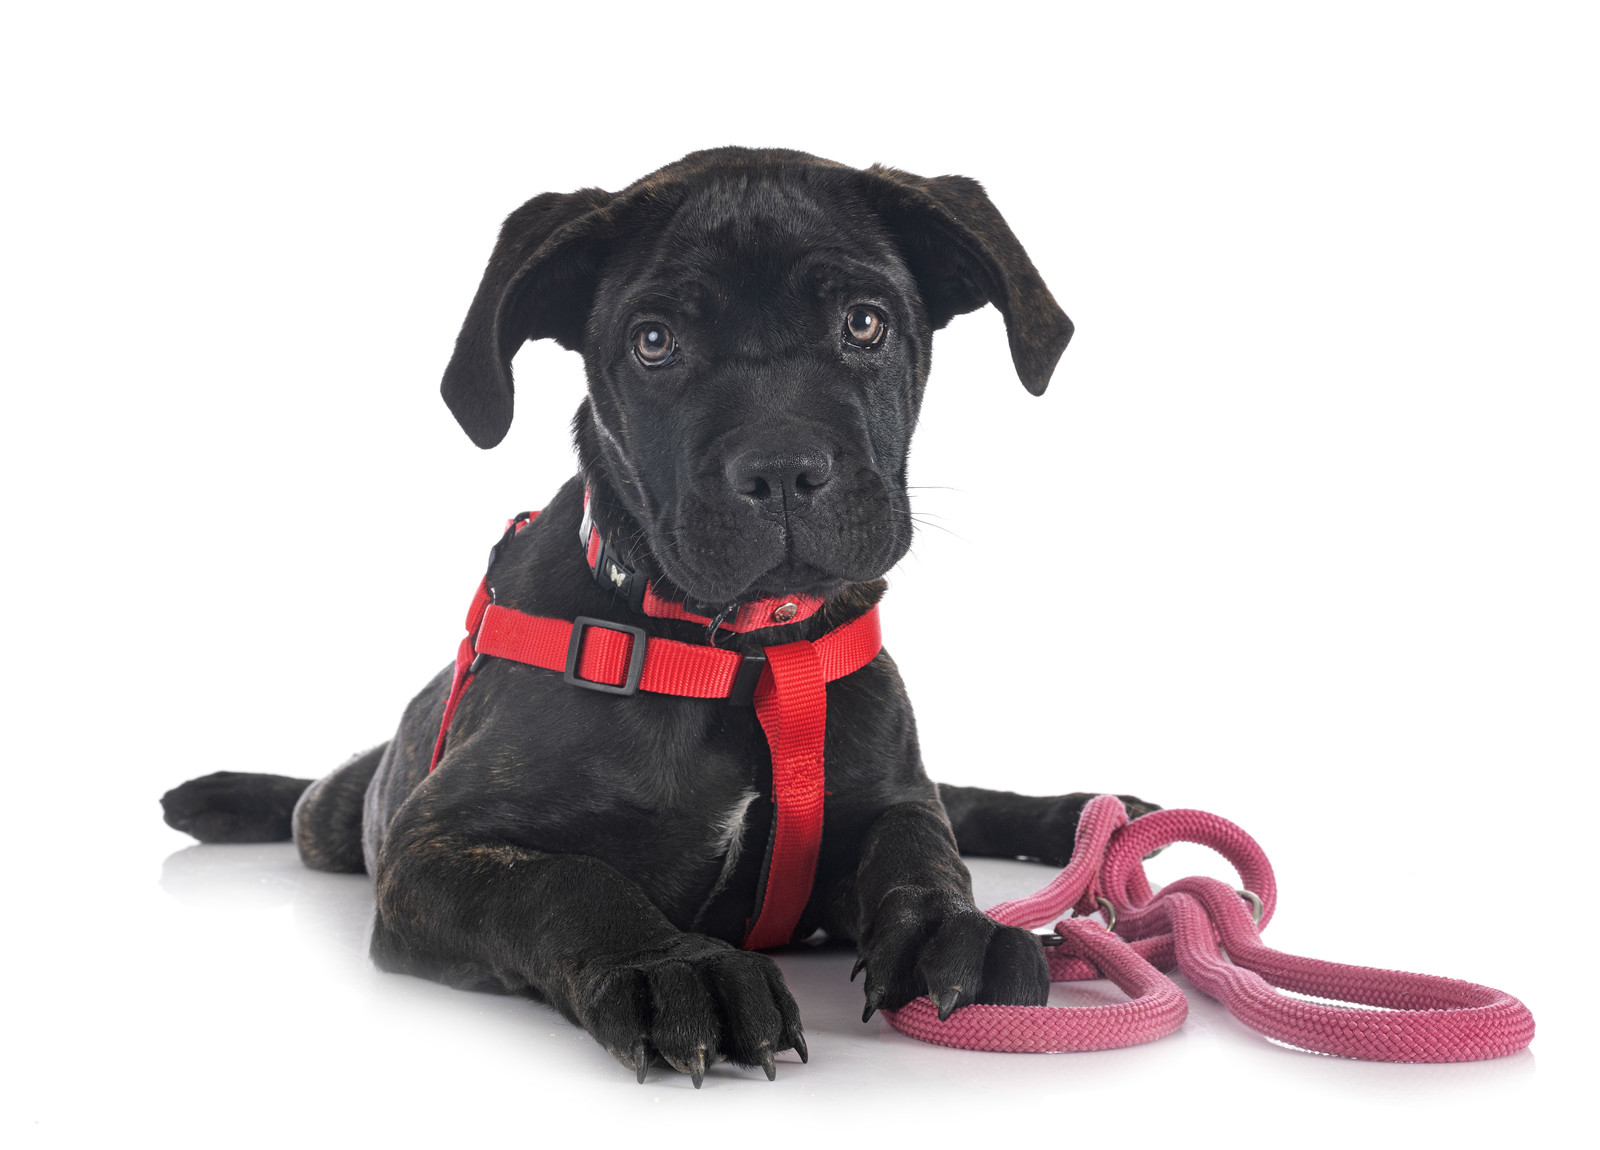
[[2, 3, 1595, 1146]]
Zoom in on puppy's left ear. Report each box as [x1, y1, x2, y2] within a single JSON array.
[[441, 187, 614, 448], [863, 166, 1072, 395]]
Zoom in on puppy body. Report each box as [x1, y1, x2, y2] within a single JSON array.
[[163, 148, 1153, 1083], [359, 479, 919, 947]]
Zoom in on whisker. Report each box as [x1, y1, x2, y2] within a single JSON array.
[[885, 506, 963, 539]]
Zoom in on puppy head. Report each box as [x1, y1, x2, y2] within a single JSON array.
[[441, 147, 1072, 607]]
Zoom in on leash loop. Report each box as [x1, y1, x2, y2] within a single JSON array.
[[882, 795, 1535, 1063]]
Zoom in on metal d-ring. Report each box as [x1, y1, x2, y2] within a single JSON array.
[[1042, 897, 1120, 946], [1236, 888, 1264, 924], [1065, 897, 1117, 931], [1095, 896, 1117, 932]]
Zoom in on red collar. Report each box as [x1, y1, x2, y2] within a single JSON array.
[[579, 487, 828, 636], [428, 501, 883, 951]]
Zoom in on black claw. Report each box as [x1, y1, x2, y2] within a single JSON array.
[[791, 1030, 808, 1064], [850, 955, 866, 982], [633, 1039, 650, 1085], [689, 1047, 706, 1089], [934, 986, 961, 1022], [862, 986, 884, 1024], [759, 1048, 777, 1081]]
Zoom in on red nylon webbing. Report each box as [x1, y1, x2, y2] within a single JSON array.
[[741, 641, 829, 950], [466, 602, 881, 701], [639, 584, 827, 633], [427, 577, 495, 773]]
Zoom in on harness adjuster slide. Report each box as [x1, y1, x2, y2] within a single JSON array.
[[467, 587, 497, 675], [727, 652, 768, 707], [565, 617, 647, 696]]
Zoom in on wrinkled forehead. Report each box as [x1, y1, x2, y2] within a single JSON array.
[[669, 172, 843, 249], [603, 173, 911, 325]]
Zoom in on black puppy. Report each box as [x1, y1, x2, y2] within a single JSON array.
[[163, 147, 1154, 1086]]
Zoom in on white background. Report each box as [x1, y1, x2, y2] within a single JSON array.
[[3, 2, 1596, 1146]]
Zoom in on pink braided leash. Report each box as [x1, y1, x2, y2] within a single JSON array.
[[881, 795, 1535, 1062]]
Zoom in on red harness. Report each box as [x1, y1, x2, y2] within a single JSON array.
[[428, 503, 883, 950]]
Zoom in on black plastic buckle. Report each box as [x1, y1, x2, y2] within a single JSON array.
[[564, 617, 647, 696], [467, 587, 497, 675], [727, 652, 767, 707], [591, 536, 648, 613]]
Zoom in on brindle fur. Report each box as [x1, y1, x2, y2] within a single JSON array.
[[162, 147, 1156, 1086]]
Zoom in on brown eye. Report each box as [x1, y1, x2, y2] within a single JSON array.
[[844, 306, 884, 347], [634, 324, 675, 365]]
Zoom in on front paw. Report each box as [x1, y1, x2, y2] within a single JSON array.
[[576, 935, 806, 1087], [854, 888, 1049, 1022]]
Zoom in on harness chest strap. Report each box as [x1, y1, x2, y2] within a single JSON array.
[[428, 509, 883, 951]]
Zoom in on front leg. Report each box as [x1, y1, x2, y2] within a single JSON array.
[[371, 834, 804, 1085], [937, 784, 1161, 866], [850, 801, 1050, 1021]]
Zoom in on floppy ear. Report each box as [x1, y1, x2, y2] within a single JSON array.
[[441, 186, 614, 448], [862, 166, 1072, 395]]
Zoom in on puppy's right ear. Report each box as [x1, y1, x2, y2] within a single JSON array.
[[441, 187, 613, 448]]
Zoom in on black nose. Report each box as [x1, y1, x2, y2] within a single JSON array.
[[725, 446, 835, 509]]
